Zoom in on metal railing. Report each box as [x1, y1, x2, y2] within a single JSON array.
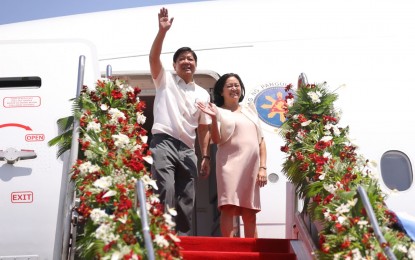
[[357, 186, 397, 260], [135, 180, 155, 260], [60, 55, 85, 260]]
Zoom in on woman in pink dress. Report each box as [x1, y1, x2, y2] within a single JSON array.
[[197, 73, 267, 238]]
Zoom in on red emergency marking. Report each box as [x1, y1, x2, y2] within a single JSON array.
[[25, 134, 45, 142], [11, 191, 33, 203]]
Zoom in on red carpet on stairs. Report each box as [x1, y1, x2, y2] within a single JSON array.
[[178, 236, 297, 260]]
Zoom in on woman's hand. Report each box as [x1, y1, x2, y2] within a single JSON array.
[[257, 168, 267, 187], [197, 102, 217, 118]]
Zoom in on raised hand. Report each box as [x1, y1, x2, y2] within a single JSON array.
[[196, 102, 217, 118], [158, 7, 174, 32]]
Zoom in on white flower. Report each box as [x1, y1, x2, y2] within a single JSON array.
[[140, 135, 148, 144], [337, 216, 346, 225], [103, 190, 117, 198], [301, 120, 311, 126], [110, 252, 122, 260], [395, 244, 408, 253], [143, 155, 153, 165], [324, 184, 337, 194], [112, 133, 130, 149], [324, 123, 333, 130], [114, 78, 122, 87], [136, 112, 147, 124], [336, 203, 351, 215], [318, 172, 326, 180], [347, 198, 358, 207], [98, 77, 110, 84], [167, 207, 177, 217], [86, 121, 101, 133], [332, 125, 341, 136], [79, 161, 92, 175], [141, 175, 158, 190], [84, 150, 97, 160], [118, 214, 128, 224], [78, 161, 100, 176], [93, 176, 113, 190], [95, 223, 119, 244], [351, 248, 363, 259], [323, 209, 331, 220], [168, 233, 181, 243], [154, 234, 169, 248], [323, 152, 332, 159], [307, 91, 322, 103], [90, 208, 108, 224], [357, 220, 368, 229], [320, 136, 332, 142], [108, 108, 126, 124], [119, 245, 133, 256], [163, 213, 176, 227], [100, 104, 109, 111], [286, 98, 294, 107], [149, 194, 160, 204]]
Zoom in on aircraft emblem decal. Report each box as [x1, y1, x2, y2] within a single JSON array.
[[254, 87, 293, 128]]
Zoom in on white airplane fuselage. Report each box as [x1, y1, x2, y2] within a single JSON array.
[[1, 0, 414, 258]]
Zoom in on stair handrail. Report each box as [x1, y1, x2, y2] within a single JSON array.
[[357, 186, 397, 260], [135, 179, 155, 260], [59, 55, 85, 260]]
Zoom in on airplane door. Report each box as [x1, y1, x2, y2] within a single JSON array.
[[0, 40, 99, 259]]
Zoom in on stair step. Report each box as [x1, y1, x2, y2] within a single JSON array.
[[179, 236, 292, 253], [182, 250, 297, 260]]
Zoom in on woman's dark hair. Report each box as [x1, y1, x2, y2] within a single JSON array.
[[173, 47, 198, 63], [213, 73, 245, 107]]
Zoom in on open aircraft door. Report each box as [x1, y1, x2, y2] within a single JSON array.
[[0, 40, 99, 259]]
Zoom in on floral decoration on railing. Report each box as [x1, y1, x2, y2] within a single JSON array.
[[50, 78, 181, 259], [279, 82, 415, 259]]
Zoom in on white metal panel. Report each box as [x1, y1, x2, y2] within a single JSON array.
[[0, 40, 99, 259]]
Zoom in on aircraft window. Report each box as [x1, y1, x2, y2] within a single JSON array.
[[0, 76, 41, 88], [380, 150, 413, 191]]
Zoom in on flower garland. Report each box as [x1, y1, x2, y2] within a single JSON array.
[[280, 82, 415, 259], [70, 78, 181, 259]]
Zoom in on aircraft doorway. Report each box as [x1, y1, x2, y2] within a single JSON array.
[[111, 71, 221, 236]]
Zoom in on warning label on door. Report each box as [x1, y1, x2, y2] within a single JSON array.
[[3, 96, 41, 108]]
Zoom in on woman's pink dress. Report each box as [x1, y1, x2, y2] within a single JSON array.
[[216, 111, 261, 213]]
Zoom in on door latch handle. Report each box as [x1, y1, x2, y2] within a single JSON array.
[[0, 147, 37, 164]]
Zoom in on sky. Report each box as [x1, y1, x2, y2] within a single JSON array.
[[0, 0, 200, 25]]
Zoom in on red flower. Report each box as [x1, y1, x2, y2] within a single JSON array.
[[95, 191, 111, 204], [299, 162, 309, 172], [111, 89, 123, 99], [314, 140, 331, 151], [295, 151, 304, 161], [313, 194, 322, 204], [118, 195, 133, 211], [335, 222, 346, 233], [377, 253, 387, 260], [280, 145, 289, 153], [323, 194, 334, 205], [341, 239, 351, 249]]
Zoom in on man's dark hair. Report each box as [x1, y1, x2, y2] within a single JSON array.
[[213, 73, 246, 107], [173, 47, 198, 63]]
